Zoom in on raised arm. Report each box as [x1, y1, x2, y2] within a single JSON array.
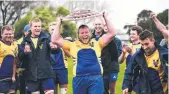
[[151, 12, 168, 39], [101, 12, 116, 47], [51, 18, 64, 47]]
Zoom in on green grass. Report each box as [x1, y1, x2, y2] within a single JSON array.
[[67, 58, 73, 94]]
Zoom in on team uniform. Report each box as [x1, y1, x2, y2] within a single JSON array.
[[19, 32, 56, 93], [126, 43, 141, 67], [62, 39, 104, 94], [145, 49, 168, 93], [51, 48, 68, 85], [122, 43, 168, 94], [26, 37, 54, 92], [0, 40, 18, 93], [92, 31, 122, 94]]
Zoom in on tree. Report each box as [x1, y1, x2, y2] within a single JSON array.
[[136, 9, 168, 43], [137, 9, 152, 30], [61, 22, 77, 38], [14, 6, 77, 39], [56, 6, 70, 16], [33, 6, 56, 32], [14, 11, 32, 39], [0, 1, 34, 25], [56, 6, 76, 38]]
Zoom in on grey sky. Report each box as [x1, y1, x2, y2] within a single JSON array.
[[105, 0, 169, 29]]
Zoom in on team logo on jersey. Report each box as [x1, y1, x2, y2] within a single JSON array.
[[153, 59, 159, 67], [39, 44, 43, 49], [89, 42, 94, 47]]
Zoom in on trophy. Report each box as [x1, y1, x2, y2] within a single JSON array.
[[61, 10, 103, 21]]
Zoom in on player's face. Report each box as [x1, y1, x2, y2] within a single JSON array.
[[130, 30, 139, 42], [78, 28, 91, 44], [31, 22, 41, 37], [94, 18, 104, 33], [141, 38, 155, 55], [1, 29, 14, 43]]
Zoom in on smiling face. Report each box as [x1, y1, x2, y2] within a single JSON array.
[[1, 25, 14, 44], [130, 30, 140, 42], [139, 30, 155, 56], [78, 27, 91, 44], [30, 21, 41, 37], [1, 29, 14, 44], [93, 18, 104, 34], [141, 38, 155, 55]]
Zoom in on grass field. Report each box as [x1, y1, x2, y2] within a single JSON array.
[[67, 58, 127, 94]]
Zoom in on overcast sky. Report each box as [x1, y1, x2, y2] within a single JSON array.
[[52, 0, 168, 32], [104, 0, 169, 29]]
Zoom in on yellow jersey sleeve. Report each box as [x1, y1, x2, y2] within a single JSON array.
[[98, 38, 104, 50], [62, 40, 71, 51]]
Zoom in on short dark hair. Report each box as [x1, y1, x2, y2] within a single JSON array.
[[1, 25, 14, 34], [78, 24, 89, 34], [130, 26, 143, 35], [139, 30, 154, 40]]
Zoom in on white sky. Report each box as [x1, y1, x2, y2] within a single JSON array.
[[52, 0, 168, 32], [104, 0, 169, 30]]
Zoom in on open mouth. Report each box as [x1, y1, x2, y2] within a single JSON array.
[[35, 31, 40, 33], [96, 28, 102, 31]]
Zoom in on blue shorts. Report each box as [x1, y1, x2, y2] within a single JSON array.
[[73, 75, 103, 94], [103, 72, 118, 94], [0, 80, 16, 93], [25, 78, 54, 92], [103, 72, 118, 82], [53, 68, 68, 85]]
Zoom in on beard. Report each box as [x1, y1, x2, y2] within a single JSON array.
[[144, 48, 154, 56]]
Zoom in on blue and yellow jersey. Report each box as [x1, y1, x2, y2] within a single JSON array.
[[125, 43, 141, 58], [126, 43, 141, 66], [128, 43, 141, 55], [0, 40, 18, 78], [51, 48, 68, 69], [145, 49, 168, 93], [62, 39, 104, 77]]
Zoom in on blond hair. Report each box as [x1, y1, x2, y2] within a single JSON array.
[[29, 18, 41, 27]]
